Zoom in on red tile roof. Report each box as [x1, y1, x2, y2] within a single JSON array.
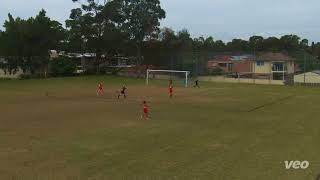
[[257, 52, 295, 62]]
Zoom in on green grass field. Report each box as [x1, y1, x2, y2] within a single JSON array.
[[0, 76, 320, 180]]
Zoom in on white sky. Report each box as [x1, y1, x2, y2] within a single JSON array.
[[1, 0, 320, 42]]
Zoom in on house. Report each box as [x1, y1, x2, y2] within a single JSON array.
[[254, 52, 295, 80], [207, 55, 254, 75], [207, 52, 295, 80], [294, 70, 320, 84]]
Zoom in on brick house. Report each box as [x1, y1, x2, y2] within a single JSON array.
[[207, 52, 295, 80], [207, 55, 254, 75]]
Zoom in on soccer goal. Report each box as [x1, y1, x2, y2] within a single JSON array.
[[146, 69, 190, 87]]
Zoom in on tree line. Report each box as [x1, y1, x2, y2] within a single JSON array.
[[0, 0, 320, 76]]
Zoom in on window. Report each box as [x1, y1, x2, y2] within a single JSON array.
[[228, 63, 233, 72], [257, 61, 264, 66], [272, 62, 285, 71], [218, 63, 227, 67]]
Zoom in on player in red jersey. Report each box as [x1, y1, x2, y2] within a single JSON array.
[[169, 85, 173, 98], [142, 101, 149, 120], [97, 82, 103, 96]]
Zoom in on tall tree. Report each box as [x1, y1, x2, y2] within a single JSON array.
[[227, 39, 250, 52], [1, 10, 64, 75], [176, 29, 192, 49], [280, 34, 301, 51], [213, 40, 226, 52], [122, 0, 166, 68], [249, 36, 264, 52], [22, 10, 65, 74], [2, 14, 27, 74], [263, 37, 281, 52], [159, 27, 176, 46], [65, 8, 86, 53], [204, 36, 215, 50], [300, 39, 309, 50], [69, 0, 125, 72]]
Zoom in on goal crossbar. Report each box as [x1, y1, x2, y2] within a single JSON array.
[[146, 69, 190, 87]]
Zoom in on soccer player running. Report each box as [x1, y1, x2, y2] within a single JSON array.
[[169, 84, 173, 98], [193, 80, 200, 88], [97, 82, 103, 96], [142, 101, 149, 120], [118, 86, 127, 99]]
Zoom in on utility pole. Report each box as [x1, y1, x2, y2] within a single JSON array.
[[192, 44, 198, 78], [253, 42, 256, 84], [304, 51, 307, 85], [170, 55, 173, 79], [196, 50, 199, 78]]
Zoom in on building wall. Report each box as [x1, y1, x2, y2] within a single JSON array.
[[287, 61, 295, 74], [233, 61, 252, 73], [198, 76, 284, 85], [208, 59, 295, 77], [294, 72, 320, 83], [253, 61, 295, 74], [254, 61, 272, 74]]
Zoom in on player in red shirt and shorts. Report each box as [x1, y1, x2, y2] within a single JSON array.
[[142, 101, 149, 120], [169, 85, 173, 98], [97, 82, 103, 96]]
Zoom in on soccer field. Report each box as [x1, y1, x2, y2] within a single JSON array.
[[0, 76, 319, 180]]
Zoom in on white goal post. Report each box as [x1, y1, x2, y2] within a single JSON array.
[[146, 69, 190, 88]]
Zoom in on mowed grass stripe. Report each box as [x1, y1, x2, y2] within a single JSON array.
[[0, 76, 319, 180]]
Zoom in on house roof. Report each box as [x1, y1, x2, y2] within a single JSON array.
[[312, 70, 320, 75], [257, 52, 295, 62], [209, 55, 254, 62], [230, 55, 254, 61], [211, 55, 231, 62]]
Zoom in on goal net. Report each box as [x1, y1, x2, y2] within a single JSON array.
[[146, 69, 190, 87]]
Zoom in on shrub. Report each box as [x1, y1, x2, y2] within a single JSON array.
[[49, 57, 77, 77]]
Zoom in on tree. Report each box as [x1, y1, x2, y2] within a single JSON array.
[[159, 27, 176, 46], [122, 0, 166, 69], [176, 29, 192, 49], [49, 57, 77, 76], [300, 39, 309, 50], [280, 35, 301, 51], [249, 36, 264, 52], [227, 39, 250, 52], [213, 40, 226, 52], [204, 36, 215, 50], [263, 37, 281, 52], [65, 8, 86, 53], [69, 0, 125, 73], [1, 14, 27, 74], [159, 27, 177, 55], [25, 10, 65, 75], [193, 37, 205, 50], [0, 30, 7, 74], [0, 10, 65, 76], [0, 30, 3, 55]]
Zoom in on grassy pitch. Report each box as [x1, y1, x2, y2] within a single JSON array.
[[0, 76, 319, 180]]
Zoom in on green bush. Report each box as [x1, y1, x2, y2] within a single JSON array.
[[49, 57, 77, 77], [208, 67, 223, 76], [18, 73, 45, 79]]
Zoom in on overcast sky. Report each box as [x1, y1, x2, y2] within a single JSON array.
[[1, 0, 320, 42]]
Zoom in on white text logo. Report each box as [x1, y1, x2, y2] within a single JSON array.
[[284, 161, 309, 169]]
